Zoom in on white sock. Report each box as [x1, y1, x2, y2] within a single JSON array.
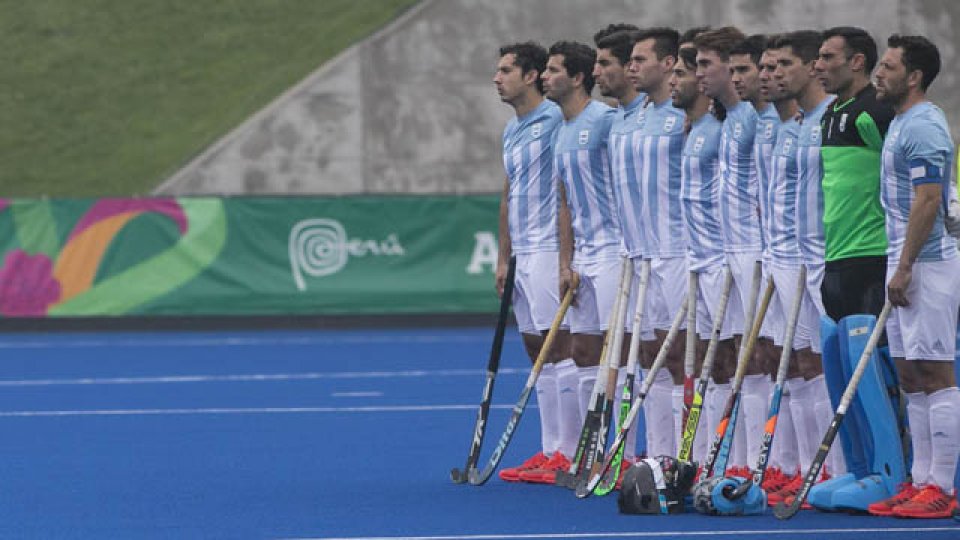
[[577, 366, 598, 415], [535, 363, 560, 455], [555, 359, 582, 457], [810, 375, 845, 476], [907, 391, 932, 485], [644, 369, 675, 457], [786, 377, 817, 471], [731, 391, 748, 469], [771, 386, 800, 473], [706, 381, 731, 462], [741, 374, 770, 469], [927, 387, 960, 490], [672, 385, 685, 457]]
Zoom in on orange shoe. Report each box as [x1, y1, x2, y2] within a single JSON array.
[[724, 465, 751, 479], [892, 485, 958, 519], [783, 494, 813, 510], [867, 483, 920, 517], [519, 451, 571, 484], [498, 451, 548, 482]]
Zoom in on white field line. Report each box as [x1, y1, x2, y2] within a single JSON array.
[[281, 527, 960, 540], [0, 368, 525, 387], [0, 404, 523, 418], [0, 333, 519, 350]]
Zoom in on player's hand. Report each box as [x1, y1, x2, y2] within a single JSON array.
[[887, 265, 912, 307], [495, 259, 509, 298], [559, 267, 578, 306], [945, 198, 960, 240]]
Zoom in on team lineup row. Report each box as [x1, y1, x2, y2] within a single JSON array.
[[490, 25, 960, 518]]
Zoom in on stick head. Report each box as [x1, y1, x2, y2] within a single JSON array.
[[449, 467, 468, 484]]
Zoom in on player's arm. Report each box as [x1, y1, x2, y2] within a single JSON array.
[[557, 180, 575, 300], [496, 178, 512, 297], [886, 166, 944, 308], [855, 110, 889, 152]]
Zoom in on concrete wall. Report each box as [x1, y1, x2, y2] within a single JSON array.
[[155, 0, 959, 196]]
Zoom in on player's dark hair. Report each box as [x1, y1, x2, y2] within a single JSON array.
[[823, 26, 878, 72], [887, 34, 940, 91], [680, 26, 711, 47], [771, 30, 823, 64], [499, 41, 548, 94], [694, 26, 746, 61], [549, 41, 598, 95], [634, 27, 680, 61], [730, 34, 767, 65], [596, 28, 640, 66], [594, 23, 640, 44], [678, 46, 698, 70]]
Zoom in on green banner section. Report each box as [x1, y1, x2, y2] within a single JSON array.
[[0, 196, 501, 317]]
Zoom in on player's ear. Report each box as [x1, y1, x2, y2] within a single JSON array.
[[849, 52, 866, 74], [523, 69, 540, 87], [572, 70, 585, 89], [906, 68, 923, 91]]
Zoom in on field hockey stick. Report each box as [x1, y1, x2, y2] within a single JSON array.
[[575, 295, 689, 498], [467, 272, 579, 486], [678, 268, 733, 462], [451, 257, 517, 483], [681, 271, 699, 435], [556, 259, 631, 488], [726, 265, 806, 499], [592, 259, 651, 496], [702, 273, 774, 478], [774, 302, 893, 519]]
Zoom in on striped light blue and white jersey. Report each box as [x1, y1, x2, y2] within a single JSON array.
[[609, 92, 648, 258], [503, 99, 564, 254], [767, 117, 803, 266], [637, 97, 687, 258], [796, 96, 833, 265], [682, 112, 725, 271], [880, 101, 957, 263], [555, 100, 622, 263], [754, 103, 779, 259], [719, 101, 761, 253]]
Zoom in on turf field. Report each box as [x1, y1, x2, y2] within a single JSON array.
[[0, 0, 418, 197], [0, 326, 956, 538]]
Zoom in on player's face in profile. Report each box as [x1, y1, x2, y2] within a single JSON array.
[[594, 48, 628, 99], [695, 49, 730, 100], [627, 38, 664, 93], [774, 48, 811, 100], [758, 50, 780, 101], [542, 54, 573, 102], [669, 60, 699, 110], [494, 54, 528, 104], [815, 36, 853, 94], [875, 47, 909, 104], [730, 53, 761, 103]]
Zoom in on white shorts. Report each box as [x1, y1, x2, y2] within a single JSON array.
[[885, 258, 960, 361], [568, 257, 624, 335], [512, 251, 561, 335], [759, 262, 783, 342], [725, 251, 762, 337], [799, 262, 825, 353], [625, 258, 656, 340], [648, 256, 688, 331], [693, 264, 736, 341], [768, 263, 809, 349]]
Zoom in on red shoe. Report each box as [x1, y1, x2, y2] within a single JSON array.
[[867, 483, 920, 517], [498, 451, 548, 482], [615, 458, 633, 490], [519, 451, 571, 484], [725, 465, 751, 479], [767, 473, 804, 506], [760, 467, 793, 493], [783, 494, 813, 510], [892, 485, 958, 519]]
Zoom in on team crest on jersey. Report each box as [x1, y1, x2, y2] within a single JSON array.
[[578, 130, 590, 145], [839, 113, 848, 133], [637, 108, 647, 124], [693, 136, 705, 153], [734, 123, 743, 138], [531, 122, 542, 138], [664, 116, 677, 132], [809, 129, 820, 143], [764, 122, 775, 139], [782, 138, 793, 153]]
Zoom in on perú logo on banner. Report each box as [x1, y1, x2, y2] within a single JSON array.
[[289, 218, 405, 291]]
